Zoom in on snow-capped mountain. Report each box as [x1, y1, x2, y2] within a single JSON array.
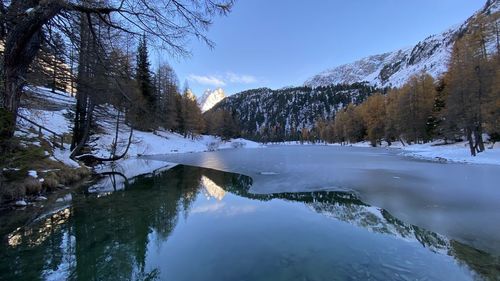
[[199, 88, 226, 112], [185, 89, 197, 101], [305, 0, 499, 88]]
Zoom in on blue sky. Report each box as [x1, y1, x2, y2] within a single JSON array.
[[156, 0, 485, 97]]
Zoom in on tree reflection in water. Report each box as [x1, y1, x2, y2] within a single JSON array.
[[0, 165, 499, 280]]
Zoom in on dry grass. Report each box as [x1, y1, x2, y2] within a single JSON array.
[[42, 175, 59, 191], [1, 137, 90, 204]]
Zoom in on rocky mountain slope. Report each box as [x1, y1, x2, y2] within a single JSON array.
[[199, 88, 226, 112], [210, 83, 378, 140], [305, 0, 499, 88]]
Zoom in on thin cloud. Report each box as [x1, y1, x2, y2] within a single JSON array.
[[188, 74, 226, 87], [227, 72, 258, 84], [187, 72, 258, 87]]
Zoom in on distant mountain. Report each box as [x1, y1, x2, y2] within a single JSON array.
[[185, 89, 197, 101], [208, 0, 499, 141], [305, 0, 499, 88], [198, 88, 226, 112], [210, 83, 378, 140]]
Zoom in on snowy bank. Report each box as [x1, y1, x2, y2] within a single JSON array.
[[273, 140, 500, 165], [90, 158, 177, 194], [19, 86, 263, 175], [393, 141, 500, 165]]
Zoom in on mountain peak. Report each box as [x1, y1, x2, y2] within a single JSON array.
[[199, 88, 226, 112]]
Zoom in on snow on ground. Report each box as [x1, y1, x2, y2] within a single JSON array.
[[51, 147, 80, 168], [24, 86, 76, 105], [17, 86, 263, 179], [274, 140, 500, 165], [392, 141, 500, 165], [93, 126, 263, 158], [90, 158, 178, 194], [92, 106, 263, 158], [18, 107, 73, 136]]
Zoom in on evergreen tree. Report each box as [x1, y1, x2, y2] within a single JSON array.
[[136, 35, 155, 113]]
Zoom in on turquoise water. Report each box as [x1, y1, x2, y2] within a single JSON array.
[[0, 165, 498, 280]]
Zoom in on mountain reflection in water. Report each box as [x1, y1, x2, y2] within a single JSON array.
[[0, 165, 498, 281]]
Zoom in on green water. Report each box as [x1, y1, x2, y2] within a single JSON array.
[[0, 165, 498, 280]]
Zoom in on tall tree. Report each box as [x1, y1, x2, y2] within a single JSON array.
[[155, 63, 180, 130], [0, 0, 234, 142], [444, 20, 493, 156], [135, 35, 155, 115], [48, 32, 67, 93], [483, 54, 500, 143], [180, 88, 204, 138], [359, 93, 386, 146]]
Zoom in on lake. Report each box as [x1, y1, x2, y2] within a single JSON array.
[[1, 146, 499, 280]]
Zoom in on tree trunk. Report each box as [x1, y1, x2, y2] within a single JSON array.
[[70, 101, 95, 159], [474, 126, 485, 153], [466, 128, 476, 156], [1, 1, 64, 139], [2, 69, 24, 136]]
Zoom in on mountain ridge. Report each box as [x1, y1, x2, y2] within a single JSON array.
[[304, 0, 499, 88]]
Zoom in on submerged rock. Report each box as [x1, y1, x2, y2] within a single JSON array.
[[55, 194, 72, 203], [14, 200, 28, 207]]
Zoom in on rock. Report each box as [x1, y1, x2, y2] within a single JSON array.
[[56, 194, 72, 203], [28, 170, 38, 178], [35, 196, 47, 201], [14, 200, 28, 207]]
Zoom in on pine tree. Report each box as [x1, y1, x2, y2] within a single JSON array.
[[136, 35, 155, 113]]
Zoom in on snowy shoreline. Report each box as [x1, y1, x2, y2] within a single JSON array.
[[17, 86, 500, 185], [269, 140, 500, 166]]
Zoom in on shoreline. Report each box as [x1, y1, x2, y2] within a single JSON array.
[[265, 140, 500, 166]]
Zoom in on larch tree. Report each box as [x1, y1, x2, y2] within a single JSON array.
[[445, 17, 494, 156], [359, 93, 386, 146], [396, 73, 436, 144], [180, 87, 204, 139], [155, 63, 180, 131], [384, 88, 403, 145]]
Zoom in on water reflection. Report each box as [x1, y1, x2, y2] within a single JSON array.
[[0, 165, 499, 281]]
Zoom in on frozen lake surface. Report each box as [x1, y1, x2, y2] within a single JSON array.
[[149, 145, 500, 255]]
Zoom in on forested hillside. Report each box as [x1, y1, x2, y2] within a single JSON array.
[[207, 83, 380, 142]]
